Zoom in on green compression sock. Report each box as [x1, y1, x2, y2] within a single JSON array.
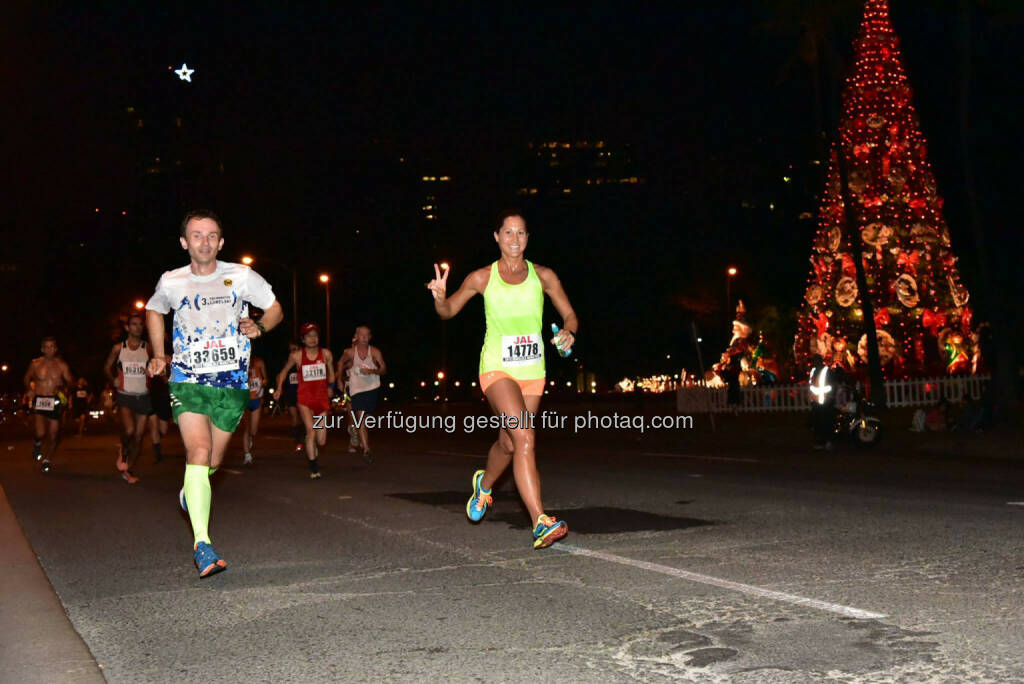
[[183, 464, 212, 545]]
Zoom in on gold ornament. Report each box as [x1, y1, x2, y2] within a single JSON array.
[[805, 285, 823, 306], [858, 329, 897, 365], [895, 274, 920, 308], [835, 277, 858, 307], [862, 223, 893, 248]]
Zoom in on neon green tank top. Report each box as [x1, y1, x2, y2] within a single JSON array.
[[479, 261, 545, 379]]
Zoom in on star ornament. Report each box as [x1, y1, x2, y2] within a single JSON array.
[[174, 63, 195, 82]]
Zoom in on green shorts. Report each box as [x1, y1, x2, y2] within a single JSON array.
[[169, 382, 250, 433]]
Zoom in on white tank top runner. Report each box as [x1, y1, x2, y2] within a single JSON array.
[[119, 341, 149, 395], [348, 346, 381, 394]]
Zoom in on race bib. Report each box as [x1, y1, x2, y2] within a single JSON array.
[[76, 390, 88, 398], [502, 333, 542, 368], [35, 396, 56, 411], [123, 361, 147, 377], [288, 372, 299, 385], [189, 336, 240, 374], [302, 362, 327, 382], [250, 376, 263, 393]]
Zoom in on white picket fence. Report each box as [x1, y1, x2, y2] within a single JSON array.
[[676, 375, 991, 414]]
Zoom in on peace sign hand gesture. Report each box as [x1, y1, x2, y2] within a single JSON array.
[[426, 263, 449, 302]]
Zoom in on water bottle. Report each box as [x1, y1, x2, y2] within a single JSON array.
[[551, 323, 572, 358]]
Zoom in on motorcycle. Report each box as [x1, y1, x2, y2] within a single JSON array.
[[834, 382, 882, 448]]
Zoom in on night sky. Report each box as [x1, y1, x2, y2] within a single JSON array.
[[4, 1, 1022, 393]]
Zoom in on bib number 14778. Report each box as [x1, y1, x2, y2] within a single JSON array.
[[502, 333, 541, 368]]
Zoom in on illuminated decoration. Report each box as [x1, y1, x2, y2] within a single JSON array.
[[615, 378, 635, 392], [174, 63, 194, 82], [793, 0, 976, 378]]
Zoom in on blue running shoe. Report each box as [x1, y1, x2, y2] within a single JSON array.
[[532, 514, 568, 549], [179, 487, 188, 514], [193, 541, 227, 578], [466, 469, 492, 522]]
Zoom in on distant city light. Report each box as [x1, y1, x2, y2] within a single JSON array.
[[241, 256, 254, 265], [134, 300, 145, 310], [319, 274, 329, 283], [388, 382, 395, 389]]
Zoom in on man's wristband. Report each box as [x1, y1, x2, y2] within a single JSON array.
[[256, 321, 267, 336]]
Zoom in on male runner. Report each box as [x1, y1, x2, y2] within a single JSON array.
[[105, 311, 153, 483], [242, 354, 267, 465], [337, 325, 386, 461], [280, 342, 303, 451], [146, 209, 282, 578], [276, 323, 334, 479], [23, 337, 75, 473], [71, 377, 92, 437], [426, 210, 577, 549]]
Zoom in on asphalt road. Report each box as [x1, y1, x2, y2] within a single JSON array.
[[1, 410, 1022, 682]]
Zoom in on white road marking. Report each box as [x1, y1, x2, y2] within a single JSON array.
[[1007, 502, 1024, 507], [338, 495, 352, 500], [556, 544, 886, 620], [642, 452, 758, 463]]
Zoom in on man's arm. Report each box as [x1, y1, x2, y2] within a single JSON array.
[[274, 352, 298, 394], [61, 361, 75, 388], [370, 348, 387, 376], [324, 350, 336, 394], [23, 362, 35, 392], [104, 344, 121, 384], [240, 300, 284, 339], [146, 310, 168, 377]]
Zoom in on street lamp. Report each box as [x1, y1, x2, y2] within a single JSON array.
[[242, 255, 299, 340], [726, 266, 738, 315], [134, 300, 145, 310], [319, 273, 331, 349]]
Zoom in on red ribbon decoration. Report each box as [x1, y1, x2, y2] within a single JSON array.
[[922, 308, 947, 337], [874, 308, 891, 327], [813, 313, 829, 337], [960, 306, 973, 334], [841, 254, 857, 278], [897, 250, 920, 274]]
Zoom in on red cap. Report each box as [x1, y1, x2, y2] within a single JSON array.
[[300, 322, 320, 336]]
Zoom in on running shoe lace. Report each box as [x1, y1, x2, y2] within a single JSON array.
[[475, 492, 493, 511], [538, 514, 557, 527]]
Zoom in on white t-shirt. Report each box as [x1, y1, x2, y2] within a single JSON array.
[[146, 261, 276, 389]]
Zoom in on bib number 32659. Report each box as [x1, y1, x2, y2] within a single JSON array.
[[191, 337, 239, 374], [502, 333, 541, 368]]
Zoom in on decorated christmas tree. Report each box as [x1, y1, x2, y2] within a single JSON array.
[[794, 0, 977, 378]]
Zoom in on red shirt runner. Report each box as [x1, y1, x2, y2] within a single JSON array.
[[297, 348, 330, 415]]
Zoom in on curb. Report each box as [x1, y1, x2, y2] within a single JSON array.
[[0, 483, 105, 683]]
